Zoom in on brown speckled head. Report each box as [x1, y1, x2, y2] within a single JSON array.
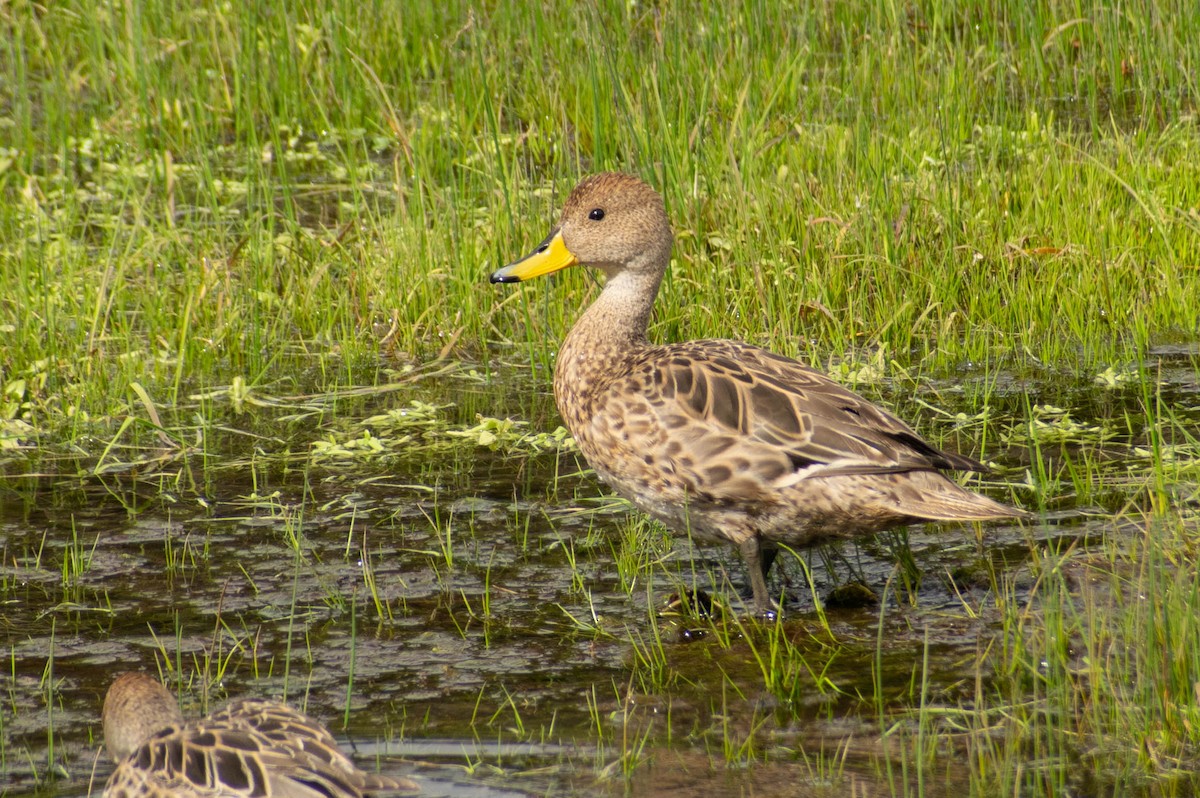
[[556, 173, 673, 276], [491, 172, 673, 285], [102, 672, 184, 763]]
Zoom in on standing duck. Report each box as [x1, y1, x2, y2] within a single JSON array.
[[101, 671, 417, 797], [491, 172, 1027, 614]]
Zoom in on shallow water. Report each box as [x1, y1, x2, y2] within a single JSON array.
[[1, 347, 1198, 797]]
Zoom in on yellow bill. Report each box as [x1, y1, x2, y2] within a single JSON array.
[[490, 229, 578, 283]]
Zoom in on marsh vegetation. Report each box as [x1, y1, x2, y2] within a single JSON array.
[[1, 2, 1198, 796]]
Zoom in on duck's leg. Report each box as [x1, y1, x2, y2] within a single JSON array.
[[739, 537, 778, 617], [760, 546, 779, 584]]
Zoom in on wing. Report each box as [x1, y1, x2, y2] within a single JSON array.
[[103, 724, 274, 798], [213, 700, 343, 765], [599, 340, 984, 502], [217, 700, 418, 796], [104, 704, 415, 798]]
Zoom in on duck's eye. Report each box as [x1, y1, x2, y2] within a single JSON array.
[[588, 208, 605, 221]]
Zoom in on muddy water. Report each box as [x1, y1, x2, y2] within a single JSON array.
[[2, 348, 1198, 797]]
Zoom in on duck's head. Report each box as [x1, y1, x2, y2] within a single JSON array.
[[102, 671, 185, 762], [491, 172, 673, 284]]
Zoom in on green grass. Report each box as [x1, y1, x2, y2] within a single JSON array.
[[3, 1, 1199, 430], [2, 2, 1200, 797]]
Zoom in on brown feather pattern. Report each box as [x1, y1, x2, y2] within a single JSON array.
[[101, 672, 417, 798]]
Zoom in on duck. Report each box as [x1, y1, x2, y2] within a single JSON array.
[[491, 172, 1028, 615], [101, 671, 417, 797]]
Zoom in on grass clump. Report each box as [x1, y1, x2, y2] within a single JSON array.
[[963, 510, 1200, 795]]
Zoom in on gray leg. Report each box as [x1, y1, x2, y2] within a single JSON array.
[[760, 546, 779, 583], [739, 537, 777, 617]]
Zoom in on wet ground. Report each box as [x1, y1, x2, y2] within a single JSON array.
[[1, 345, 1198, 797]]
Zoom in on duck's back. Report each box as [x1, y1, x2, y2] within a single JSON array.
[[559, 337, 1021, 546], [104, 700, 413, 798]]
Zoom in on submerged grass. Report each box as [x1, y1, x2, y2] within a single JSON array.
[[2, 1, 1200, 797], [967, 507, 1200, 795]]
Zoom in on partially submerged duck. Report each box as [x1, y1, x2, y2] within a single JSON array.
[[491, 173, 1028, 614], [101, 671, 417, 797]]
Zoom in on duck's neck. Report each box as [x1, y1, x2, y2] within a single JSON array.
[[553, 266, 663, 425]]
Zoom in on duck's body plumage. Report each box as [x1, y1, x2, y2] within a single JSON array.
[[101, 672, 417, 798], [493, 172, 1027, 612]]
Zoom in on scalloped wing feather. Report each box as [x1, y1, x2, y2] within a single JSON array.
[[104, 705, 417, 798], [104, 725, 273, 798], [574, 340, 1001, 508]]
